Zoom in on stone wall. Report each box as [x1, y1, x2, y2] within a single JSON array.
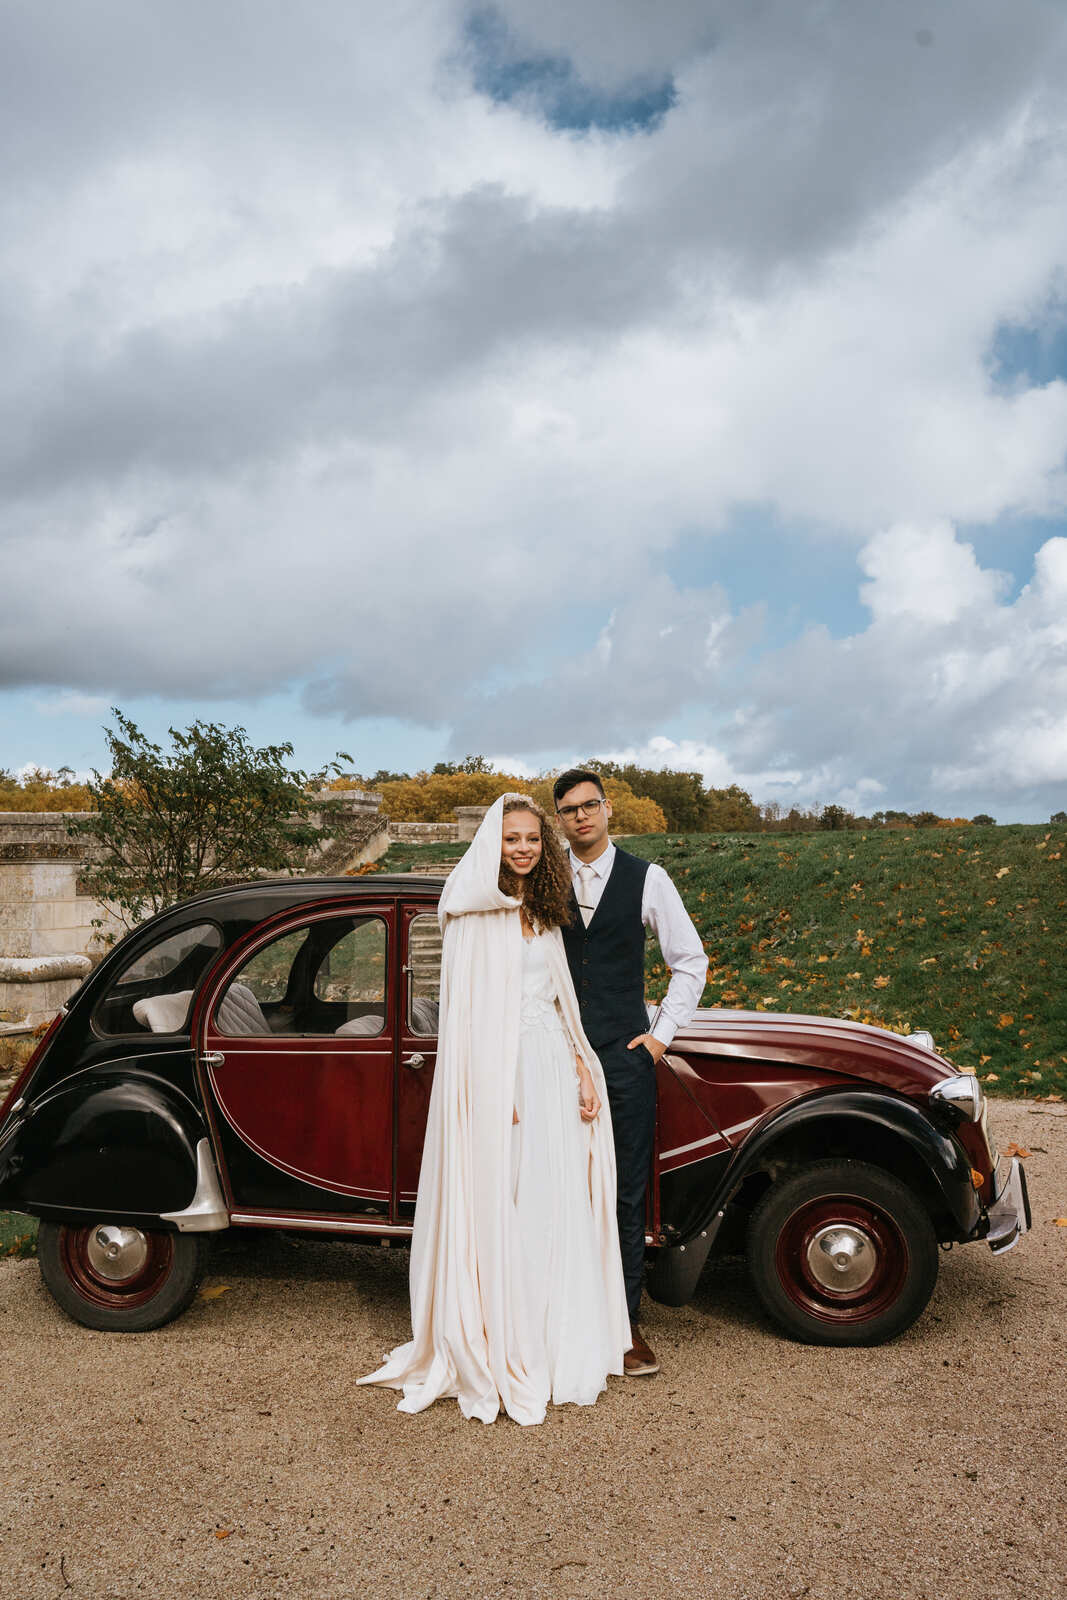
[[0, 813, 105, 1030], [387, 821, 461, 845]]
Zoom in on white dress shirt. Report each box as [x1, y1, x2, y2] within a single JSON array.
[[566, 841, 708, 1048]]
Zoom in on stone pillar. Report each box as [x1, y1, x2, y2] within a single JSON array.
[[455, 806, 489, 841], [0, 813, 105, 1031]]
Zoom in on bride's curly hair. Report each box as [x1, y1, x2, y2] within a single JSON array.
[[497, 794, 574, 931]]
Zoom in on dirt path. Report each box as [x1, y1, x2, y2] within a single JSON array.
[[2, 1100, 1065, 1600]]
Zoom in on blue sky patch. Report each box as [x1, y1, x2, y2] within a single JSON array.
[[988, 307, 1067, 393], [666, 509, 871, 644], [464, 8, 676, 133]]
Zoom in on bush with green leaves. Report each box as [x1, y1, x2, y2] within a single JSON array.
[[72, 711, 351, 936]]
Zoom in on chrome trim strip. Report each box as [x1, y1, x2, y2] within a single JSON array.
[[660, 1131, 725, 1161], [230, 1213, 412, 1236], [659, 1114, 761, 1166], [722, 1115, 762, 1139], [160, 1139, 230, 1233]]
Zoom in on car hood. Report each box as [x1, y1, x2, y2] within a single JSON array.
[[672, 1007, 957, 1099]]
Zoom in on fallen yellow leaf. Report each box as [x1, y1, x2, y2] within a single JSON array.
[[215, 1529, 233, 1539], [995, 866, 1010, 878], [996, 1014, 1014, 1029], [1003, 1143, 1031, 1159], [198, 1285, 231, 1302], [1054, 1218, 1067, 1227], [873, 975, 890, 988]]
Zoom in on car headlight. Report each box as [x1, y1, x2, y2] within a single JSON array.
[[929, 1073, 985, 1122]]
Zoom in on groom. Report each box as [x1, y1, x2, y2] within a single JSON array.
[[553, 769, 708, 1377]]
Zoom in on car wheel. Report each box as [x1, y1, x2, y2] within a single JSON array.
[[746, 1159, 938, 1346], [37, 1222, 208, 1332]]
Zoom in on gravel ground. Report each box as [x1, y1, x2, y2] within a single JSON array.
[[1, 1100, 1065, 1600]]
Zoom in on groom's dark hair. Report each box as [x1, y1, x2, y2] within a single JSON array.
[[552, 768, 606, 808]]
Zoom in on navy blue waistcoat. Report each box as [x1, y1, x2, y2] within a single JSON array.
[[561, 847, 650, 1049]]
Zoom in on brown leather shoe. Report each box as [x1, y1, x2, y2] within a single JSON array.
[[624, 1324, 659, 1376]]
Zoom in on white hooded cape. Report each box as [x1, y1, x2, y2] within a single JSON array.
[[358, 794, 629, 1424]]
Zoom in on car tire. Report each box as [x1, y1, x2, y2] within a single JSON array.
[[746, 1159, 938, 1346], [37, 1222, 208, 1332]]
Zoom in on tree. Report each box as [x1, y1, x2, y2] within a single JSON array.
[[971, 814, 995, 827], [704, 784, 761, 832], [584, 761, 707, 832], [72, 711, 351, 934], [1051, 811, 1066, 825]]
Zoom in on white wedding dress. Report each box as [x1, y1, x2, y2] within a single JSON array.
[[511, 932, 622, 1407], [358, 793, 629, 1426]]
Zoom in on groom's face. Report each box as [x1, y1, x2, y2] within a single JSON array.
[[555, 780, 612, 858]]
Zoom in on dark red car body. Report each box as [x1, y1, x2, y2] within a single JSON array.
[[0, 876, 1030, 1343]]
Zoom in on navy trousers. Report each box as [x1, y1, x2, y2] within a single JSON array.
[[597, 1033, 657, 1321]]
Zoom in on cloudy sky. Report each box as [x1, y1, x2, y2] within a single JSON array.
[[3, 1, 1067, 819]]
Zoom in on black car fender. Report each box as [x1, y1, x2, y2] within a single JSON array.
[[665, 1088, 982, 1252], [0, 1060, 209, 1225]]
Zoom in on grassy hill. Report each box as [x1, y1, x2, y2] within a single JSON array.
[[380, 822, 1066, 1099]]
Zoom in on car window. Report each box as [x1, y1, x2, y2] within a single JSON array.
[[94, 922, 223, 1036], [407, 913, 441, 1037], [215, 915, 388, 1037]]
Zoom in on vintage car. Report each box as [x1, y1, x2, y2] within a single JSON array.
[[0, 875, 1030, 1345]]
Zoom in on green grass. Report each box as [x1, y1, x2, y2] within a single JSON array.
[[623, 823, 1066, 1098], [379, 823, 1067, 1099], [0, 1211, 37, 1257], [378, 840, 469, 872]]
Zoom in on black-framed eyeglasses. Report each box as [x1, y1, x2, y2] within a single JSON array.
[[555, 798, 607, 821]]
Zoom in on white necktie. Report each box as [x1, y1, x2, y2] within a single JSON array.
[[577, 864, 596, 928]]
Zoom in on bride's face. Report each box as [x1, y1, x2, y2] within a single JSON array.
[[500, 811, 542, 878]]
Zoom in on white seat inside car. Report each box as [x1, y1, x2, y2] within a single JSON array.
[[133, 990, 195, 1033], [334, 1013, 384, 1036], [216, 981, 274, 1036]]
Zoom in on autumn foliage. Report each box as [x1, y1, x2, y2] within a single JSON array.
[[335, 770, 667, 835], [0, 767, 95, 811]]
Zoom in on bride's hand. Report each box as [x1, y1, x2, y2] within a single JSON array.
[[577, 1063, 600, 1122]]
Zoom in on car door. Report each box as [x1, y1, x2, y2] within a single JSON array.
[[197, 904, 396, 1218], [394, 905, 442, 1219]]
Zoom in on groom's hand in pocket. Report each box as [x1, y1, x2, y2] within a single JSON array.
[[627, 1032, 666, 1065]]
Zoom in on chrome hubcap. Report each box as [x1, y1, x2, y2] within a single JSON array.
[[806, 1223, 876, 1292], [86, 1224, 149, 1281]]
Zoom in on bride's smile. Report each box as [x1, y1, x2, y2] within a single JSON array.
[[500, 813, 542, 877]]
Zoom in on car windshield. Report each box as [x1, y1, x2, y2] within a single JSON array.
[[93, 922, 223, 1036]]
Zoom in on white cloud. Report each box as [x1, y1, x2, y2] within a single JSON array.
[[32, 692, 111, 719], [858, 523, 1009, 624]]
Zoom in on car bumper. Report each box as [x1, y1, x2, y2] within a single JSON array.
[[985, 1156, 1031, 1254]]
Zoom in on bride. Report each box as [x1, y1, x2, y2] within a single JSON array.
[[359, 792, 630, 1425]]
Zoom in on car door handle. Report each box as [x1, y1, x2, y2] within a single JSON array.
[[202, 1051, 225, 1068], [403, 1053, 427, 1069]]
